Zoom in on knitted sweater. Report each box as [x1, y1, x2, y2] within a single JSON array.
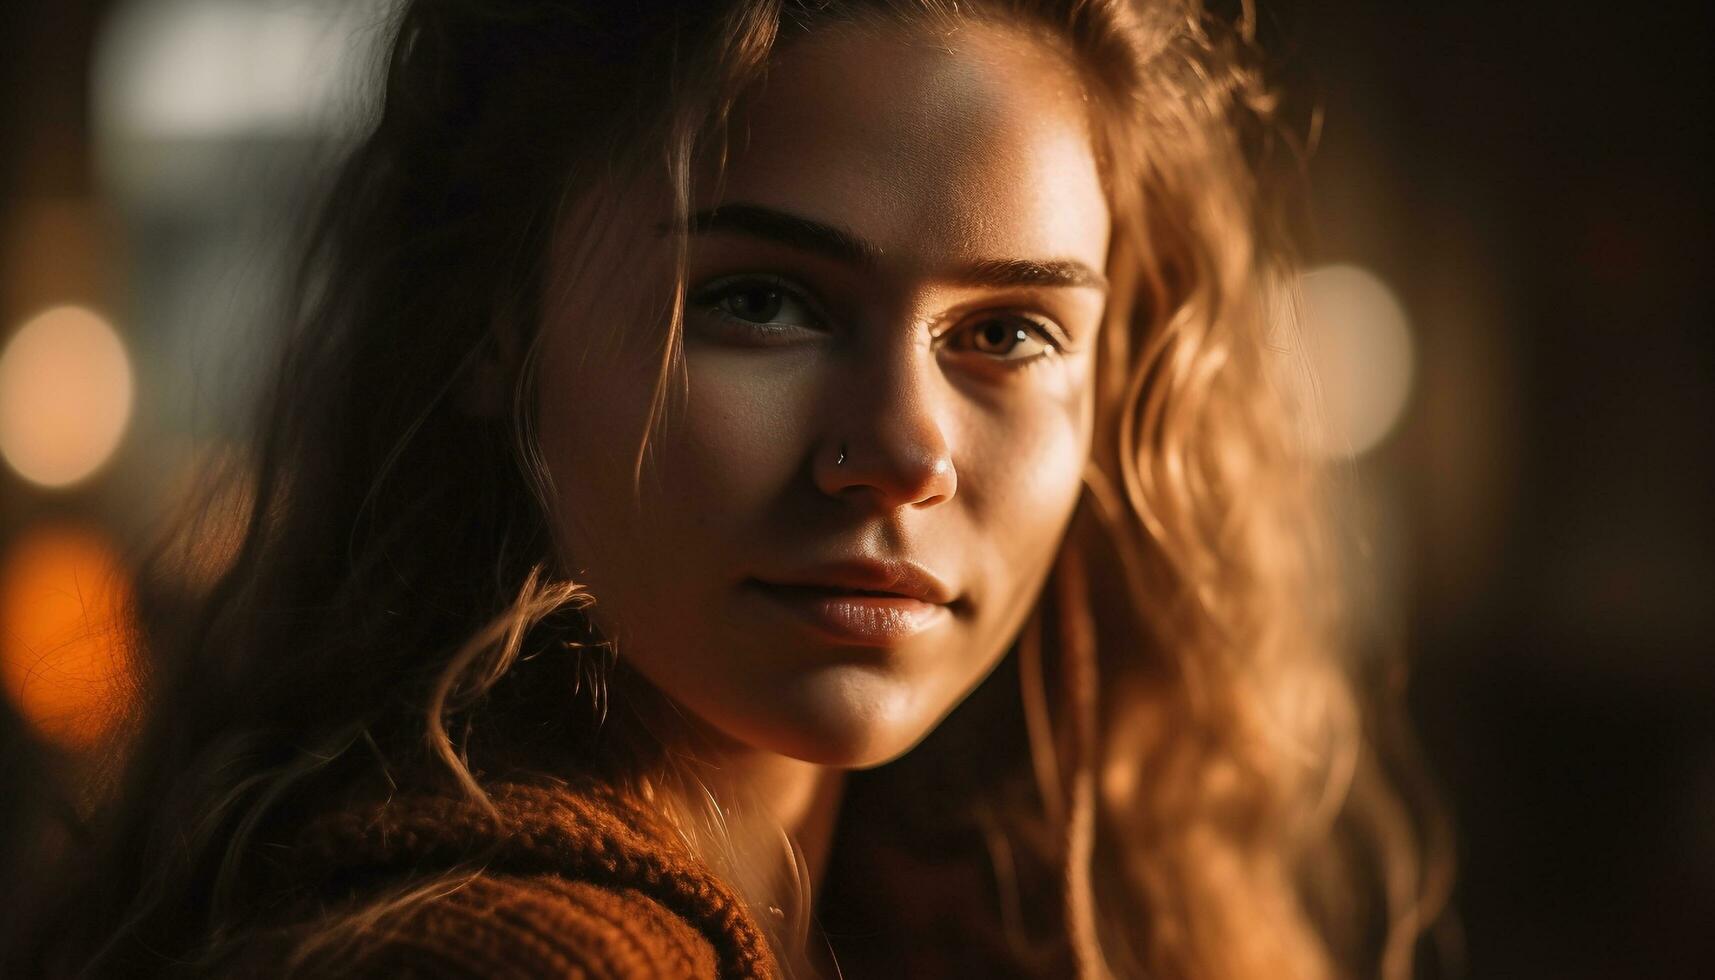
[[236, 780, 782, 979]]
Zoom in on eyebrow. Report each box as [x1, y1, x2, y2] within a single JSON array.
[[955, 257, 1109, 292], [679, 203, 1109, 293]]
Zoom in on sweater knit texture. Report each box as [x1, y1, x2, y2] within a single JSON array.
[[242, 780, 782, 979]]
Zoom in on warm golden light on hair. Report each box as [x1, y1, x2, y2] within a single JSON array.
[[0, 524, 137, 747], [0, 305, 135, 488]]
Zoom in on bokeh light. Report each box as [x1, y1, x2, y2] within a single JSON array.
[[0, 305, 135, 488], [0, 524, 137, 748], [1299, 264, 1417, 458], [94, 0, 387, 156]]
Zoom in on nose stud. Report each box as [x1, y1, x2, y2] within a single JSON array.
[[836, 444, 847, 466]]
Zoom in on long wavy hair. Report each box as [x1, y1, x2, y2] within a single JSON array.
[[17, 0, 1448, 977]]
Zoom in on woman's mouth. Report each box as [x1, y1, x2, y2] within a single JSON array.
[[742, 580, 951, 646]]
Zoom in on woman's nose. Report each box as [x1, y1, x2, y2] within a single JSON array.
[[812, 346, 957, 510]]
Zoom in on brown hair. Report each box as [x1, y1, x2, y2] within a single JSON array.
[[19, 1, 1446, 977]]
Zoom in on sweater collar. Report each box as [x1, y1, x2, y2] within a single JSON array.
[[288, 779, 780, 978]]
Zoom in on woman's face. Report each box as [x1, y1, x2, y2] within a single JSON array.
[[537, 19, 1110, 767]]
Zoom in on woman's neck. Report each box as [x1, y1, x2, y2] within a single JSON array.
[[616, 677, 847, 903], [694, 743, 845, 979], [714, 747, 846, 896]]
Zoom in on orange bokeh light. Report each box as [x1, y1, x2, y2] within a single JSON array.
[[0, 524, 137, 748]]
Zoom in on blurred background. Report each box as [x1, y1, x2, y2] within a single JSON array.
[[0, 1, 1708, 977]]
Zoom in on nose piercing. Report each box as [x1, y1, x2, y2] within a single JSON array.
[[836, 444, 847, 466]]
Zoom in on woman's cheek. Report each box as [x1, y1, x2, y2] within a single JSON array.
[[963, 375, 1093, 629], [672, 347, 814, 514], [968, 362, 1092, 517]]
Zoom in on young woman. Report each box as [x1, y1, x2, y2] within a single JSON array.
[[23, 0, 1442, 977]]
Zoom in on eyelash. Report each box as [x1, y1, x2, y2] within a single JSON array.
[[688, 275, 1072, 369]]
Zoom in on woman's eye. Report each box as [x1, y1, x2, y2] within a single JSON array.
[[692, 277, 822, 330], [947, 316, 1062, 363], [722, 286, 784, 322]]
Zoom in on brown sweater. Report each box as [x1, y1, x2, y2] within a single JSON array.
[[238, 780, 782, 979]]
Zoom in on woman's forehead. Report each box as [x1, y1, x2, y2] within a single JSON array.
[[706, 18, 1111, 281]]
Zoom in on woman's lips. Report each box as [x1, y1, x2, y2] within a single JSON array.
[[745, 581, 950, 646]]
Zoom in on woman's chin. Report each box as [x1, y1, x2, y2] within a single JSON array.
[[619, 636, 979, 770], [701, 679, 942, 770]]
